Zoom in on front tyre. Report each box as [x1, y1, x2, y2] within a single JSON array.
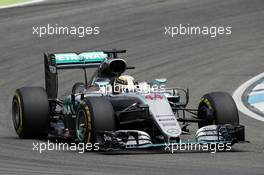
[[75, 97, 116, 145], [197, 92, 239, 128], [75, 103, 94, 144], [12, 87, 50, 138]]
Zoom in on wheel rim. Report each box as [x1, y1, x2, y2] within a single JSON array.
[[76, 109, 88, 142], [12, 99, 20, 130]]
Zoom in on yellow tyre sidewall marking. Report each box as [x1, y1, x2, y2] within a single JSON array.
[[15, 93, 23, 134], [201, 98, 212, 109], [201, 97, 216, 124], [77, 103, 92, 143], [84, 106, 91, 143]]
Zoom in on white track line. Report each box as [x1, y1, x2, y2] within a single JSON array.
[[0, 0, 44, 9], [233, 72, 264, 122]]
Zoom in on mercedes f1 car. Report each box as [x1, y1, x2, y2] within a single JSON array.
[[12, 50, 245, 151]]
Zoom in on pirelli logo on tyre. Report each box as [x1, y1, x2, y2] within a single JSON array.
[[201, 98, 212, 109]]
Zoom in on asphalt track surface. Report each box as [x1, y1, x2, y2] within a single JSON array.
[[0, 0, 264, 174]]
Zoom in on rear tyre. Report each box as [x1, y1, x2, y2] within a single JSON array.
[[75, 97, 116, 144], [12, 87, 50, 138], [197, 92, 239, 128]]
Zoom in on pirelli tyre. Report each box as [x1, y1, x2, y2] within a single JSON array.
[[75, 97, 116, 145], [12, 87, 50, 138], [197, 92, 239, 128]]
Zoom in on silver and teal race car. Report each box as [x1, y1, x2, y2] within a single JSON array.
[[12, 49, 246, 151]]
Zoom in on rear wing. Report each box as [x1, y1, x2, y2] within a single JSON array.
[[44, 50, 126, 98], [47, 51, 108, 69]]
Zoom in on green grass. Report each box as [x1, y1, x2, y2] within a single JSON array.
[[0, 0, 30, 6]]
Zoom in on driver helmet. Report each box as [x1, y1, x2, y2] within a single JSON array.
[[114, 75, 135, 93]]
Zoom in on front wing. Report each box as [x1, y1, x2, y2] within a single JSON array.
[[96, 124, 246, 152]]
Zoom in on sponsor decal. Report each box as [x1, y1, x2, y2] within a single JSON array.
[[145, 94, 163, 100], [162, 123, 176, 126], [166, 128, 180, 134], [54, 52, 107, 64], [158, 118, 176, 121]]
